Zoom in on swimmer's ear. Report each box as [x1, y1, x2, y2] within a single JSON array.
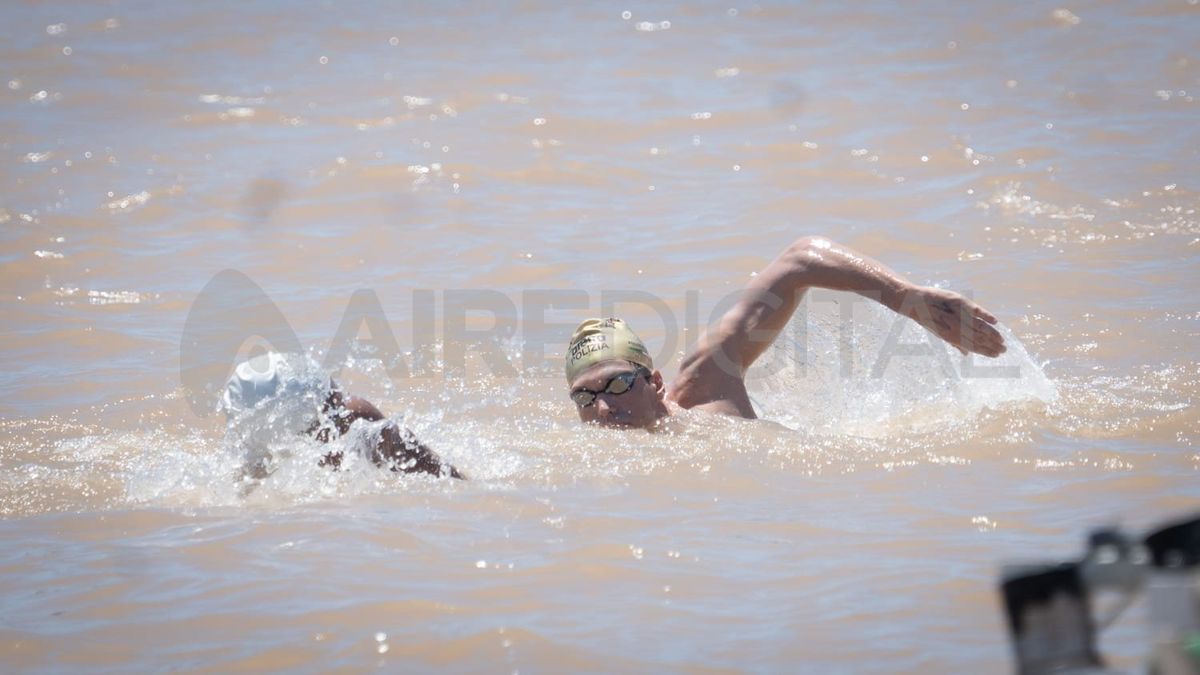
[[649, 369, 666, 397]]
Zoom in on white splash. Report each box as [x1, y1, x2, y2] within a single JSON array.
[[747, 290, 1057, 437]]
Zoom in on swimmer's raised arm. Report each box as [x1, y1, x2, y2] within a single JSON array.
[[670, 236, 1005, 414]]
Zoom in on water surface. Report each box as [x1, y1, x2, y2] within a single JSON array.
[[1, 1, 1198, 671]]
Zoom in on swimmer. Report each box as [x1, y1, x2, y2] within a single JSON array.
[[223, 352, 462, 478], [565, 236, 1006, 428]]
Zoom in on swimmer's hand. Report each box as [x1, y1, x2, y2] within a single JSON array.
[[376, 421, 465, 479], [902, 286, 1006, 357]]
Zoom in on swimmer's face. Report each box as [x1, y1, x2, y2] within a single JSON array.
[[568, 360, 665, 429]]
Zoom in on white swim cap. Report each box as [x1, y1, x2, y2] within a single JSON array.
[[221, 352, 331, 435]]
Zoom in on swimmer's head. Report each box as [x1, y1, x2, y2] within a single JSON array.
[[221, 351, 333, 434], [565, 318, 668, 428]]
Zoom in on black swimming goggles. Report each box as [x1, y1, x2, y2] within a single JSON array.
[[570, 366, 651, 408]]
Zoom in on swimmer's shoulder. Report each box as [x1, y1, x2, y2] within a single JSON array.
[[667, 355, 756, 419]]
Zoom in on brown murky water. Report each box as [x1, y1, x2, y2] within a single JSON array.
[[1, 1, 1198, 671]]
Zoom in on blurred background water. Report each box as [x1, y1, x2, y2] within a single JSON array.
[[1, 0, 1197, 671]]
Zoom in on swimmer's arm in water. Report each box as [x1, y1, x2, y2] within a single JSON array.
[[670, 236, 1005, 415], [319, 393, 464, 479]]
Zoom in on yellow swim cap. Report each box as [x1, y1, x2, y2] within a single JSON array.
[[565, 318, 653, 383]]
